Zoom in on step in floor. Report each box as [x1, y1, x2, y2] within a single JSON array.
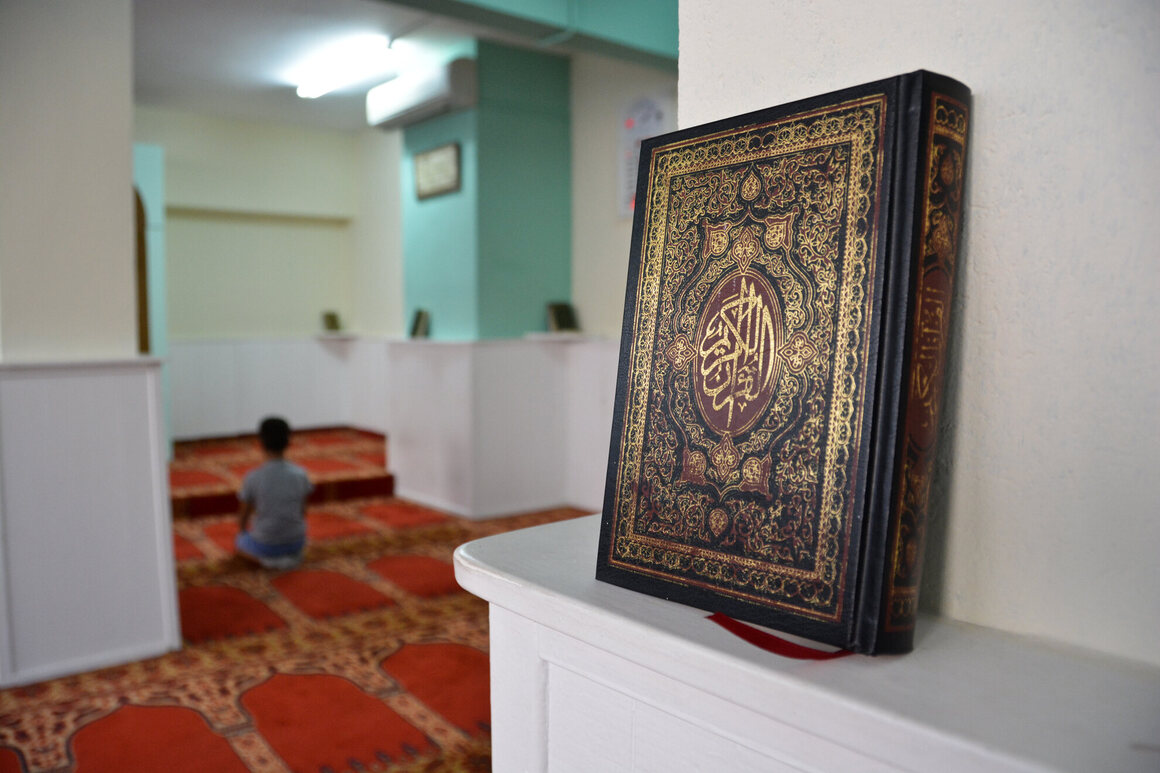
[[170, 427, 394, 517]]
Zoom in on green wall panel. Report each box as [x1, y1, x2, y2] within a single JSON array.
[[468, 0, 568, 26], [476, 41, 570, 339], [477, 107, 571, 338], [475, 43, 570, 338], [452, 0, 676, 59], [476, 40, 571, 114], [574, 0, 677, 59], [400, 41, 571, 341], [403, 110, 480, 340]]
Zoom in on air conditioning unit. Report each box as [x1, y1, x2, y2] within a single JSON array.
[[366, 58, 477, 129]]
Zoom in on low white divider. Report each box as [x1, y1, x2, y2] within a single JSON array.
[[0, 359, 179, 687], [170, 335, 621, 518]]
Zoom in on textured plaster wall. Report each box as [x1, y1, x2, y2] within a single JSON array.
[[679, 0, 1160, 667]]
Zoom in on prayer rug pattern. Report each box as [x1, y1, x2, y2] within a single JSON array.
[[0, 498, 588, 772]]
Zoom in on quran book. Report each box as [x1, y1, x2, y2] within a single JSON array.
[[596, 71, 970, 654]]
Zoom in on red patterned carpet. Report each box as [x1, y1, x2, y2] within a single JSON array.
[[0, 430, 589, 772]]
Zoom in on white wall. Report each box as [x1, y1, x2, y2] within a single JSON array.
[[563, 338, 620, 509], [387, 340, 587, 518], [386, 341, 477, 514], [169, 338, 356, 439], [170, 335, 618, 514], [473, 341, 570, 515], [679, 0, 1160, 668], [0, 361, 179, 687], [0, 0, 136, 361], [570, 53, 677, 340], [167, 335, 391, 441]]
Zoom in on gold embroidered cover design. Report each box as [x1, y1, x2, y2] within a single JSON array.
[[606, 96, 888, 622]]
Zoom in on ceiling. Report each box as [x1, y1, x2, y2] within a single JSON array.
[[133, 0, 547, 131]]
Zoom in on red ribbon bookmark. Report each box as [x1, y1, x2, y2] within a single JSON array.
[[707, 613, 853, 660]]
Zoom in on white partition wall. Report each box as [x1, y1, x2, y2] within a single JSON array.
[[473, 341, 570, 516], [169, 335, 620, 518], [385, 338, 582, 518], [169, 337, 359, 438], [0, 360, 179, 687], [563, 338, 620, 511], [346, 337, 392, 436], [387, 337, 617, 518], [385, 340, 476, 514]]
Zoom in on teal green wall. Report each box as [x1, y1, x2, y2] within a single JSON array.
[[403, 110, 480, 340], [573, 0, 677, 59], [435, 0, 678, 60], [133, 143, 172, 454], [402, 41, 570, 340], [476, 41, 571, 339]]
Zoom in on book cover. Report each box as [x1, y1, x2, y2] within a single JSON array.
[[595, 71, 970, 654]]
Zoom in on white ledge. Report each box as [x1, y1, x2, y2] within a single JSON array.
[[0, 356, 161, 373], [455, 514, 1160, 773]]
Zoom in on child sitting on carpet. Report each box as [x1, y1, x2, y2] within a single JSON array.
[[236, 416, 314, 569]]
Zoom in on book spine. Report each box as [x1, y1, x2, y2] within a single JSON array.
[[875, 77, 971, 653]]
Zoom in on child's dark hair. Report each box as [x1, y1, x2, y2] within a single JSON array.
[[258, 416, 291, 454]]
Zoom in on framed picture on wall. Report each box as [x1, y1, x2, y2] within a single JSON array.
[[414, 143, 461, 199]]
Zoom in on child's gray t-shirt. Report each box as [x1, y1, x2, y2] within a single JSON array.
[[239, 459, 313, 545]]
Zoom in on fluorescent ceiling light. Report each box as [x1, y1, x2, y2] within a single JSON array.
[[291, 33, 392, 99]]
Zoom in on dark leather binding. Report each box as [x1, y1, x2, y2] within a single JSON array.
[[596, 71, 971, 654]]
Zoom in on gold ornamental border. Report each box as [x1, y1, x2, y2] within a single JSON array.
[[607, 95, 889, 622]]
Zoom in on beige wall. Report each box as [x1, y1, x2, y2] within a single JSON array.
[[680, 0, 1160, 667], [0, 0, 136, 361], [133, 107, 359, 218], [134, 108, 404, 339], [164, 210, 351, 340], [570, 53, 677, 339]]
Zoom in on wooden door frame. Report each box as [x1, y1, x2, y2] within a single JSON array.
[[135, 187, 149, 354]]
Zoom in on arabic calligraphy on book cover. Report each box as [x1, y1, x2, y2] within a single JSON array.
[[596, 72, 971, 654]]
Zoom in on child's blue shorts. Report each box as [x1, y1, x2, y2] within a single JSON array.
[[235, 531, 305, 558]]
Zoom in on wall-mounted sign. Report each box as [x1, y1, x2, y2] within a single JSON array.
[[414, 142, 461, 200], [618, 96, 675, 217]]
